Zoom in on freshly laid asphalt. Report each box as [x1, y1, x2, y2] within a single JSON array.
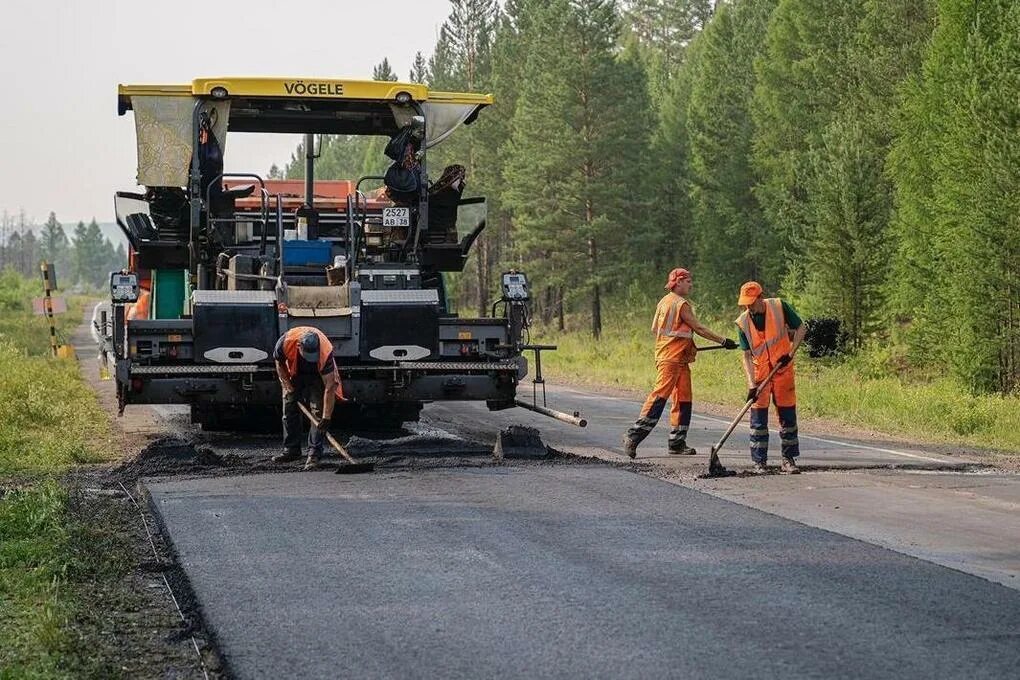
[[146, 466, 1020, 680]]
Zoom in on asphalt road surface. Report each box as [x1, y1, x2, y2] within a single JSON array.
[[147, 467, 1020, 680], [136, 383, 1020, 679], [427, 385, 1020, 589]]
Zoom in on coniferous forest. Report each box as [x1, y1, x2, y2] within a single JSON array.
[[285, 0, 1020, 395]]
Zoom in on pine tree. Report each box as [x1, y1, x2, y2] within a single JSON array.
[[409, 51, 430, 83], [372, 58, 398, 82], [751, 0, 870, 273], [429, 0, 501, 315], [72, 219, 108, 288], [40, 212, 66, 264], [504, 0, 652, 338], [686, 0, 777, 305], [19, 230, 39, 278], [622, 0, 715, 75], [889, 0, 1020, 392]]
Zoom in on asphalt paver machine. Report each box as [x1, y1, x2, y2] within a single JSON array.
[[111, 77, 580, 430]]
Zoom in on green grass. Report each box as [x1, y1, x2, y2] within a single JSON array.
[[0, 270, 119, 678], [536, 312, 1020, 453]]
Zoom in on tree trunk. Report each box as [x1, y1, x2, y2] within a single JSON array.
[[589, 235, 602, 340], [557, 286, 565, 331]]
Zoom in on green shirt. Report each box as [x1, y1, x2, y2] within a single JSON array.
[[737, 300, 802, 350]]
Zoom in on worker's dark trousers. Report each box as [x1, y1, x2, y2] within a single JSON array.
[[749, 405, 799, 464], [282, 375, 325, 456]]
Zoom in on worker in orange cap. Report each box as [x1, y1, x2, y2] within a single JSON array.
[[126, 286, 150, 321], [735, 282, 807, 474], [622, 268, 738, 459]]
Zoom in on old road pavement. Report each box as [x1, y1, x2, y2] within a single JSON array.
[[139, 384, 1020, 679]]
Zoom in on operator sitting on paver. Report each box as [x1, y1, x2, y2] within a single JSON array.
[[622, 268, 739, 459], [735, 281, 807, 475], [273, 327, 344, 470]]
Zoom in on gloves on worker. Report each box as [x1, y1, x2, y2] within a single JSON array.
[[745, 387, 758, 404], [317, 416, 332, 432], [777, 354, 792, 367], [722, 338, 739, 350]]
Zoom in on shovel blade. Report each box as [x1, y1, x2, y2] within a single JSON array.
[[335, 462, 375, 475]]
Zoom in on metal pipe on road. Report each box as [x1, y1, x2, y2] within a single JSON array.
[[515, 399, 587, 427]]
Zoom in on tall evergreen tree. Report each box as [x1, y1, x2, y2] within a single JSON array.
[[504, 0, 652, 338], [622, 0, 715, 76], [429, 0, 501, 315], [40, 212, 67, 264], [372, 58, 398, 81], [889, 0, 1020, 392], [751, 0, 870, 271], [72, 219, 108, 287], [409, 51, 430, 83], [686, 0, 777, 305]]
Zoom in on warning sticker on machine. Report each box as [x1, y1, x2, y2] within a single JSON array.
[[383, 207, 411, 227]]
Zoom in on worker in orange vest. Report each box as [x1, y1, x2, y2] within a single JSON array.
[[126, 287, 150, 321], [273, 326, 345, 470], [622, 268, 738, 459], [735, 281, 807, 474]]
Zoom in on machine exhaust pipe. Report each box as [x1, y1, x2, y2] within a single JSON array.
[[304, 132, 315, 209]]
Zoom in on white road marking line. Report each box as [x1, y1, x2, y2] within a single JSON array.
[[688, 412, 948, 463], [550, 385, 951, 464]]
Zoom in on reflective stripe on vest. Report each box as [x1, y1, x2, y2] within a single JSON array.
[[736, 298, 790, 361], [652, 295, 694, 339]]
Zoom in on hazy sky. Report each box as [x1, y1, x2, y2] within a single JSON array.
[[0, 0, 454, 225]]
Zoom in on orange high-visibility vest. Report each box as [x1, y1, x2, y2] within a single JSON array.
[[652, 293, 695, 363], [280, 327, 345, 399], [736, 297, 793, 377], [126, 290, 150, 321]]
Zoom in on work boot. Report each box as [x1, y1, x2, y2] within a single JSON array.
[[668, 441, 697, 456], [752, 461, 768, 475], [303, 454, 319, 471], [272, 449, 302, 464], [781, 457, 801, 475], [621, 435, 638, 459]]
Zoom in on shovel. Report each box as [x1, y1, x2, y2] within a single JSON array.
[[297, 402, 375, 474], [703, 362, 785, 478]]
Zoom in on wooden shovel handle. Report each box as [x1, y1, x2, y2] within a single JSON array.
[[296, 401, 356, 464]]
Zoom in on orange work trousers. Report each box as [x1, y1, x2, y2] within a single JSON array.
[[749, 363, 799, 463], [626, 361, 693, 447]]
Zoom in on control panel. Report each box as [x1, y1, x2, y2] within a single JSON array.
[[110, 272, 140, 303], [501, 271, 529, 302]]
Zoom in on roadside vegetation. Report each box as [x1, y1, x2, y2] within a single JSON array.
[[0, 270, 124, 678], [538, 307, 1020, 454]]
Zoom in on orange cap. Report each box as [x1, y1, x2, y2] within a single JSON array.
[[738, 281, 763, 306], [665, 267, 691, 291]]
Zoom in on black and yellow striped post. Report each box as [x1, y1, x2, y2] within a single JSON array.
[[39, 260, 58, 357]]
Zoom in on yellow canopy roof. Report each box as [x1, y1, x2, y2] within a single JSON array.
[[118, 77, 493, 114]]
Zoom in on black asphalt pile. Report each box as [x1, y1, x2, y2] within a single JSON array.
[[345, 423, 492, 466], [113, 436, 242, 478]]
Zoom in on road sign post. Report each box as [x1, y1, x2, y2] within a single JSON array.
[[39, 260, 59, 357]]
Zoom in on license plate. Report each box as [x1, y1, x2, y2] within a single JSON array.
[[382, 207, 410, 227]]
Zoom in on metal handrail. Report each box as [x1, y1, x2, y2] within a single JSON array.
[[204, 173, 270, 253]]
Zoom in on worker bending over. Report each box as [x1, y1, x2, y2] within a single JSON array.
[[273, 327, 344, 470], [623, 268, 738, 458], [735, 282, 806, 474]]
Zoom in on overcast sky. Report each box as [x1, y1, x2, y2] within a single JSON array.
[[0, 0, 453, 226]]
